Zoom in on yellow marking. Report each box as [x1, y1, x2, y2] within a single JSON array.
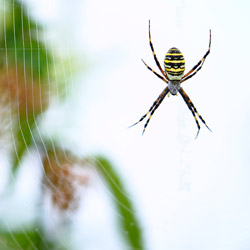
[[168, 48, 179, 51], [166, 68, 184, 73], [166, 53, 183, 56], [164, 59, 185, 64]]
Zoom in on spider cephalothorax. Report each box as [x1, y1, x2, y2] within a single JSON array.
[[130, 20, 211, 137]]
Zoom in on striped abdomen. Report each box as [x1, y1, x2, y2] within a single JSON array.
[[164, 47, 185, 81]]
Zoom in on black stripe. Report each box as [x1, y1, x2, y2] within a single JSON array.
[[168, 72, 184, 75], [167, 47, 181, 54], [165, 56, 184, 61], [164, 62, 185, 68]]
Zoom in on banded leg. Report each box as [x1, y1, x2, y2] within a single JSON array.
[[180, 59, 206, 83], [179, 88, 211, 138], [148, 20, 169, 80], [129, 87, 169, 132], [184, 92, 211, 132], [142, 59, 168, 83], [181, 29, 211, 83], [142, 87, 169, 135]]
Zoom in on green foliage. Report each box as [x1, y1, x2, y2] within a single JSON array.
[[0, 227, 60, 250], [95, 156, 144, 250], [0, 0, 50, 171], [0, 0, 51, 78], [12, 116, 36, 169]]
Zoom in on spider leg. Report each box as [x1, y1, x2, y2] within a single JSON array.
[[179, 88, 211, 138], [180, 60, 206, 83], [181, 29, 211, 83], [142, 88, 169, 135], [148, 20, 169, 80], [142, 59, 168, 83], [188, 97, 211, 132], [129, 87, 169, 133], [179, 89, 201, 138]]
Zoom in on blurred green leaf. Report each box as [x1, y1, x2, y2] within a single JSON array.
[[12, 116, 36, 170], [0, 0, 51, 78], [95, 156, 144, 250], [0, 0, 50, 171], [0, 227, 61, 250]]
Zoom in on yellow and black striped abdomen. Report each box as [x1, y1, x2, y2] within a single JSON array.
[[164, 47, 185, 81]]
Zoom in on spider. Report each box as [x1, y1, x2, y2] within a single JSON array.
[[130, 20, 211, 137]]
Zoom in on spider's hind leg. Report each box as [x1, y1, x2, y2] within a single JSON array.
[[129, 98, 159, 128], [179, 87, 211, 137], [142, 89, 168, 135], [129, 87, 169, 134]]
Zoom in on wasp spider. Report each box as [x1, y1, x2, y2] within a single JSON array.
[[130, 20, 211, 137]]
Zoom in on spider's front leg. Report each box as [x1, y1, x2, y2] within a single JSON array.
[[181, 29, 211, 83]]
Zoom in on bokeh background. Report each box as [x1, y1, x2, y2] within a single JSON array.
[[1, 0, 250, 249]]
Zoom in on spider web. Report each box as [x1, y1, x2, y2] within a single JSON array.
[[0, 1, 144, 250]]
